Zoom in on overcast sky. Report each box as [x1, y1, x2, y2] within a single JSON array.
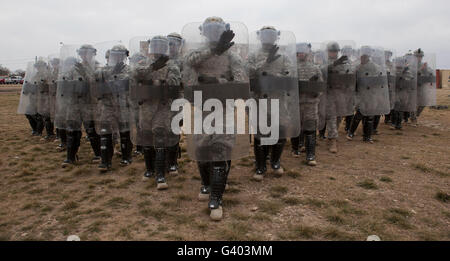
[[1, 0, 449, 71]]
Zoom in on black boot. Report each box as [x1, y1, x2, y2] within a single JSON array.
[[373, 115, 380, 135], [253, 138, 267, 180], [384, 111, 392, 124], [98, 134, 112, 172], [44, 117, 55, 140], [35, 114, 44, 136], [119, 132, 132, 166], [167, 144, 180, 174], [63, 131, 80, 167], [392, 111, 403, 130], [305, 131, 317, 166], [57, 129, 67, 151], [319, 125, 327, 140], [155, 147, 168, 190], [298, 131, 305, 152], [270, 139, 286, 174], [363, 116, 374, 143], [290, 136, 300, 156], [347, 111, 362, 140], [209, 161, 228, 221], [25, 114, 38, 135], [197, 161, 211, 201], [85, 122, 101, 163], [143, 146, 155, 179], [345, 115, 353, 132], [134, 145, 143, 156]]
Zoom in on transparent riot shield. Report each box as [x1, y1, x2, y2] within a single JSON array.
[[17, 62, 38, 115], [55, 44, 97, 131], [129, 35, 183, 148], [355, 46, 391, 116], [325, 40, 357, 117], [182, 19, 250, 161], [417, 53, 436, 107], [384, 49, 396, 110], [48, 54, 60, 120], [394, 55, 418, 112], [34, 57, 52, 117], [249, 29, 299, 143]]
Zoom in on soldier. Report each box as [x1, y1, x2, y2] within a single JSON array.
[[56, 44, 101, 167], [347, 46, 390, 143], [130, 35, 181, 190], [182, 17, 250, 220], [248, 26, 299, 180], [18, 61, 43, 136], [324, 41, 356, 153], [94, 45, 133, 172], [166, 32, 185, 175], [411, 48, 437, 126], [292, 43, 325, 166], [390, 54, 418, 130], [383, 50, 395, 125], [48, 57, 67, 151], [341, 45, 357, 132], [34, 58, 55, 141]]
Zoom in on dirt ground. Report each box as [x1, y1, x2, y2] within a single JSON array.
[[0, 85, 448, 241]]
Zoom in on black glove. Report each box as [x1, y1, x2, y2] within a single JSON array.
[[309, 75, 319, 82], [212, 30, 235, 55], [112, 62, 126, 75], [151, 55, 169, 71], [333, 55, 348, 67], [266, 45, 281, 63]]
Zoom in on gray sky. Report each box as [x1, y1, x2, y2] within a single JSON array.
[[1, 0, 449, 71]]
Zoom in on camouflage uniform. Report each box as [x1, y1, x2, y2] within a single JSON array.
[[35, 61, 55, 139]]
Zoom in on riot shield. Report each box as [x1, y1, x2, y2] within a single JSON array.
[[325, 40, 357, 117], [129, 35, 182, 147], [48, 54, 60, 120], [394, 55, 418, 112], [17, 62, 38, 115], [417, 53, 436, 107], [54, 44, 97, 131], [182, 19, 250, 161], [249, 29, 299, 143], [355, 46, 390, 116], [34, 57, 52, 117], [384, 49, 396, 110]]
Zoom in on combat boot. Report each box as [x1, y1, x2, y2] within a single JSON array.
[[290, 136, 300, 157], [328, 139, 338, 153], [253, 139, 267, 181], [197, 162, 210, 201], [270, 140, 285, 174], [155, 148, 168, 190], [98, 134, 112, 172], [363, 117, 374, 144], [143, 146, 155, 180], [62, 131, 80, 168], [305, 131, 317, 166], [119, 132, 132, 166], [209, 162, 228, 221], [167, 144, 180, 175]]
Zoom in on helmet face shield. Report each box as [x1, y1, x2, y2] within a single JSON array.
[[77, 48, 96, 62], [258, 29, 278, 45], [168, 36, 182, 57], [201, 22, 227, 43], [150, 38, 169, 55], [109, 50, 127, 66]]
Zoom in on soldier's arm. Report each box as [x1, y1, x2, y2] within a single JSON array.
[[166, 63, 181, 86], [282, 55, 295, 76], [184, 48, 214, 68]]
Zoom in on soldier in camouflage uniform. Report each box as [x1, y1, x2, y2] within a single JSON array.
[[59, 44, 101, 167], [34, 59, 53, 140], [131, 36, 181, 190], [291, 43, 325, 166], [383, 50, 395, 125], [49, 57, 67, 151], [248, 26, 297, 180], [325, 42, 355, 153], [95, 45, 133, 172], [183, 17, 248, 220], [166, 32, 184, 175], [341, 45, 357, 133]]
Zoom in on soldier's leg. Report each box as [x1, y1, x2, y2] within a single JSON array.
[[345, 115, 353, 132], [57, 129, 67, 152], [25, 114, 37, 135], [44, 116, 55, 139], [209, 160, 229, 221], [84, 120, 101, 163], [98, 133, 113, 172], [319, 123, 327, 140], [326, 117, 338, 153], [362, 116, 374, 143], [35, 114, 44, 135], [347, 110, 363, 140], [197, 161, 211, 201], [404, 112, 409, 123], [154, 147, 168, 190], [417, 106, 425, 117], [290, 136, 300, 156], [304, 130, 317, 166], [63, 130, 81, 167], [395, 111, 403, 129], [167, 142, 180, 174], [373, 115, 381, 135], [270, 139, 286, 174], [143, 146, 155, 179], [253, 137, 267, 181], [119, 131, 133, 166]]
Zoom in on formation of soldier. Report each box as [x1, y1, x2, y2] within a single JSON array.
[[17, 17, 437, 221]]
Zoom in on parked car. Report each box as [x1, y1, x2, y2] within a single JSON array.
[[5, 76, 23, 84], [0, 76, 6, 84]]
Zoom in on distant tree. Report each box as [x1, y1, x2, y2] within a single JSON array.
[[0, 65, 10, 76], [14, 69, 25, 77]]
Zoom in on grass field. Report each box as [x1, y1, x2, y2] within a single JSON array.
[[0, 85, 449, 241]]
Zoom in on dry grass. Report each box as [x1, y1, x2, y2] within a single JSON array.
[[0, 87, 449, 240]]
